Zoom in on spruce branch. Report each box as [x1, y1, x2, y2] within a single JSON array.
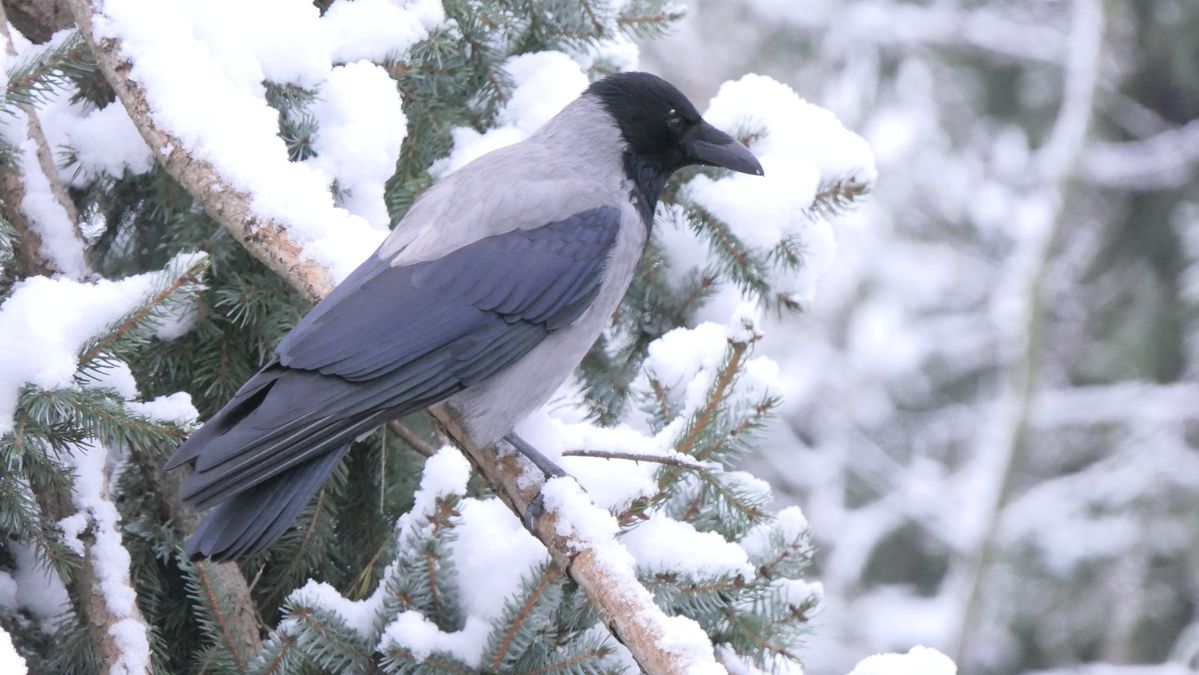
[[57, 459, 153, 675], [184, 558, 254, 673], [69, 1, 723, 670], [0, 6, 89, 278], [809, 175, 872, 218], [3, 30, 93, 110]]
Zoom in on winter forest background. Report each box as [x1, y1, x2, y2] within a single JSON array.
[[0, 0, 1195, 674]]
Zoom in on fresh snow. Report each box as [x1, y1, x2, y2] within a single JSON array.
[[0, 626, 26, 675], [59, 438, 151, 675], [289, 578, 381, 638], [450, 498, 547, 626], [322, 0, 444, 64], [0, 251, 204, 434], [90, 0, 447, 280], [433, 51, 589, 176], [308, 61, 407, 228], [8, 540, 69, 629], [377, 611, 491, 666], [677, 74, 876, 308], [848, 646, 957, 675], [0, 110, 90, 279], [621, 514, 755, 580]]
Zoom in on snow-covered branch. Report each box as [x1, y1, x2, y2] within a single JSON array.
[[0, 6, 89, 279], [66, 0, 336, 303], [431, 407, 726, 674]]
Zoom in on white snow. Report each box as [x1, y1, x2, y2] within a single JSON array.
[[394, 446, 471, 536], [0, 111, 89, 279], [0, 251, 205, 434], [289, 578, 381, 638], [848, 646, 957, 675], [0, 571, 16, 610], [679, 74, 876, 306], [61, 103, 155, 186], [433, 51, 589, 175], [450, 498, 547, 625], [621, 513, 755, 580], [80, 359, 140, 400], [322, 0, 444, 64], [377, 611, 490, 666], [8, 541, 69, 629], [93, 0, 418, 280], [126, 392, 199, 426], [0, 626, 26, 675], [60, 439, 151, 675], [740, 506, 809, 561], [308, 61, 407, 228]]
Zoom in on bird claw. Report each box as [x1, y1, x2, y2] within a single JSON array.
[[504, 432, 569, 534], [522, 492, 546, 533]]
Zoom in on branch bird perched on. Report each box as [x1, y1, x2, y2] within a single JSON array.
[[168, 72, 763, 561]]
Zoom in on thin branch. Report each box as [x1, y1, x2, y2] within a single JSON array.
[[491, 566, 560, 670], [68, 1, 721, 672], [562, 448, 704, 469], [387, 419, 438, 458]]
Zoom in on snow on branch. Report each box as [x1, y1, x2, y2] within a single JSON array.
[[0, 9, 89, 280]]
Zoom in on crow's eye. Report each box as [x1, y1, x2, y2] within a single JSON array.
[[666, 110, 685, 134]]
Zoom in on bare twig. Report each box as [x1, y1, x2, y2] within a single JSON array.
[[387, 419, 438, 458], [562, 448, 704, 469], [68, 0, 719, 671]]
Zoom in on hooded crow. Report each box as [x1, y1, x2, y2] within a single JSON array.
[[168, 71, 763, 561]]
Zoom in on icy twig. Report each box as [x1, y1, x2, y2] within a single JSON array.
[[69, 0, 721, 671]]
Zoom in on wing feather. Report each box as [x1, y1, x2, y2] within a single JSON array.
[[171, 206, 624, 541]]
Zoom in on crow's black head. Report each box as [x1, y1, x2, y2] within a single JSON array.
[[587, 72, 762, 220]]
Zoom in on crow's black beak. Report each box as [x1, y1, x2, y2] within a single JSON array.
[[683, 121, 764, 176]]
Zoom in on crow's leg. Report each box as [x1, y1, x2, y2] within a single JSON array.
[[503, 432, 568, 532], [503, 432, 567, 479]]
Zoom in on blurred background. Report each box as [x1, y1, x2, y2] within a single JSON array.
[[645, 1, 1199, 673]]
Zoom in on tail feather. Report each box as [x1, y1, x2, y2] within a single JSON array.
[[186, 445, 350, 561]]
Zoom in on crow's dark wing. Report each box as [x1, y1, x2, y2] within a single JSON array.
[[169, 206, 621, 560]]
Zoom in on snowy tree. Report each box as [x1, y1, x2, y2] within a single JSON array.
[[0, 1, 910, 673], [645, 0, 1199, 673]]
